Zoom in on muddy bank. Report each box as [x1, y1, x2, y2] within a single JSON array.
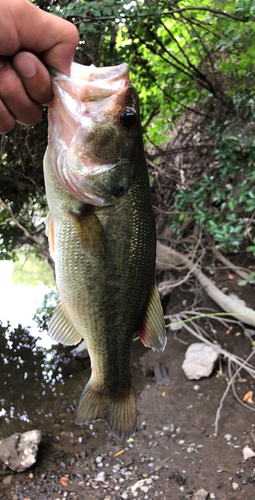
[[0, 312, 255, 499]]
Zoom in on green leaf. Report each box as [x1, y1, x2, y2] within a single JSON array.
[[238, 280, 248, 286]]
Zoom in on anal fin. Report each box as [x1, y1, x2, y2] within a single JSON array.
[[48, 300, 82, 346], [139, 279, 166, 352]]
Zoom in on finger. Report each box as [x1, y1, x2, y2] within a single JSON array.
[[0, 99, 15, 134], [0, 58, 43, 126], [4, 0, 79, 76], [39, 16, 79, 76], [40, 20, 79, 76], [13, 52, 53, 104]]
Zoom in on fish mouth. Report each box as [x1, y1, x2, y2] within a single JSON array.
[[50, 63, 130, 102], [48, 62, 135, 206]]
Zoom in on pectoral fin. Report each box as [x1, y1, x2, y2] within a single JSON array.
[[45, 212, 55, 261], [70, 206, 106, 255], [139, 280, 166, 352], [48, 300, 82, 346]]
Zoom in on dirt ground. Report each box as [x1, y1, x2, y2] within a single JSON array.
[[0, 266, 255, 500]]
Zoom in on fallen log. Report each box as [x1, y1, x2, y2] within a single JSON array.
[[156, 241, 255, 328]]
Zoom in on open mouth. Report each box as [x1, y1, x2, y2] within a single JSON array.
[[50, 63, 131, 103]]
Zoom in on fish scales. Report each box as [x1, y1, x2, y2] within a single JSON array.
[[44, 62, 166, 440]]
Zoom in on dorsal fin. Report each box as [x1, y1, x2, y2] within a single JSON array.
[[48, 300, 82, 346]]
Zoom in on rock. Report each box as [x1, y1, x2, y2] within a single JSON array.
[[2, 475, 13, 485], [0, 430, 41, 472], [140, 485, 149, 493], [182, 343, 218, 380], [70, 340, 88, 359], [192, 488, 209, 500], [242, 445, 255, 460], [224, 433, 232, 441], [232, 482, 239, 490], [95, 471, 106, 482]]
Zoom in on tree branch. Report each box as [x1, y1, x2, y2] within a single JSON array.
[[0, 197, 53, 263], [212, 247, 255, 284], [156, 241, 255, 327], [77, 7, 244, 23]]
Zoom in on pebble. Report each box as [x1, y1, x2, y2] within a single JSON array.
[[141, 485, 149, 493], [95, 471, 106, 482], [121, 492, 128, 499], [125, 457, 133, 466], [232, 482, 239, 490], [192, 488, 209, 500], [224, 433, 232, 441], [243, 445, 255, 460], [2, 476, 13, 485]]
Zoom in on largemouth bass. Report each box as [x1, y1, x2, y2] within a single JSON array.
[[44, 62, 166, 441]]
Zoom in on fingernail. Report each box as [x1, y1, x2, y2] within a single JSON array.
[[15, 55, 36, 78]]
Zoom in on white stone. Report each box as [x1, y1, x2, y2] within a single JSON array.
[[0, 430, 41, 472], [224, 433, 232, 441], [95, 471, 106, 482], [192, 488, 209, 500], [182, 343, 218, 380], [243, 445, 255, 460], [232, 482, 239, 490], [140, 486, 149, 493]]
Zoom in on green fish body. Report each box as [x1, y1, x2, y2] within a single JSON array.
[[44, 63, 166, 440]]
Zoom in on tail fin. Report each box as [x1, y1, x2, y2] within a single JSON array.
[[74, 381, 137, 441]]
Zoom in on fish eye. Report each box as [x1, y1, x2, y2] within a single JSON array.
[[119, 107, 136, 128]]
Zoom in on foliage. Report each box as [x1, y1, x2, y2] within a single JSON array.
[[246, 238, 255, 258], [238, 271, 255, 286], [33, 289, 59, 332], [173, 119, 255, 251], [47, 0, 255, 142], [1, 0, 255, 264], [0, 113, 49, 260]]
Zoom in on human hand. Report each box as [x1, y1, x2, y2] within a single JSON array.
[[0, 0, 79, 133]]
